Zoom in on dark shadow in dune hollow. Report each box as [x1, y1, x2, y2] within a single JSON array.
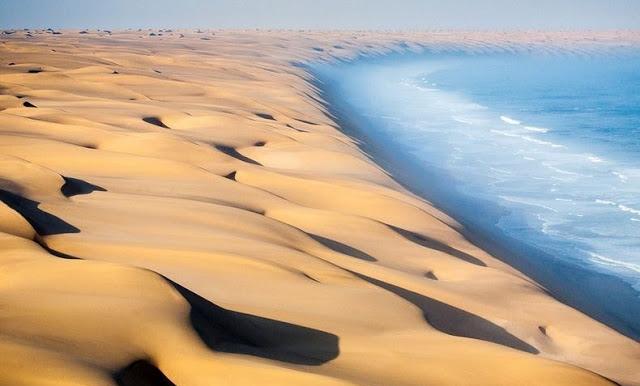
[[38, 243, 82, 260], [254, 112, 276, 121], [286, 123, 308, 132], [214, 145, 263, 165], [309, 233, 377, 262], [390, 225, 486, 267], [168, 280, 340, 365], [142, 116, 170, 129], [424, 271, 438, 280], [351, 271, 539, 354], [114, 360, 175, 386], [294, 118, 319, 126], [61, 176, 106, 197], [0, 189, 79, 236]]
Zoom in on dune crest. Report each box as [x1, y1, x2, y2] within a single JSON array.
[[0, 30, 639, 386]]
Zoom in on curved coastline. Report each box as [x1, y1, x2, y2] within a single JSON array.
[[0, 30, 639, 386], [308, 47, 640, 341]]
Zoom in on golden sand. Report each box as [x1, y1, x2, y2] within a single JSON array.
[[0, 29, 638, 385]]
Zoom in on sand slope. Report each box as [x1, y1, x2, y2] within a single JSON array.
[[0, 29, 639, 385]]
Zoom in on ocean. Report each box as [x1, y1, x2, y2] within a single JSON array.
[[312, 46, 640, 339]]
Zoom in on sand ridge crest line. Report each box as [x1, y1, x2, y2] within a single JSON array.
[[0, 31, 638, 386]]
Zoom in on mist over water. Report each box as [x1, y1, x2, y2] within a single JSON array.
[[313, 47, 640, 336]]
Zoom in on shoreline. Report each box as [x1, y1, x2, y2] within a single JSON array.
[[314, 70, 640, 340], [0, 30, 639, 385]]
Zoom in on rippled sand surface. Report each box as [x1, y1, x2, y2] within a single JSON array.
[[0, 30, 638, 386]]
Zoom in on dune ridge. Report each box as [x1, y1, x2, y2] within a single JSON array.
[[0, 29, 639, 385]]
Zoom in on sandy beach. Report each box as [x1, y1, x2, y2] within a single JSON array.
[[0, 29, 639, 385]]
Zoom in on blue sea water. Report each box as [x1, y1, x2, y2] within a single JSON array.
[[312, 48, 640, 338]]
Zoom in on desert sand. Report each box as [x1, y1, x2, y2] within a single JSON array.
[[0, 29, 639, 386]]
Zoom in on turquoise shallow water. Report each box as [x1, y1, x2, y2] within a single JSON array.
[[312, 47, 640, 339]]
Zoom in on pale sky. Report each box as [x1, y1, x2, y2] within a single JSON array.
[[1, 0, 639, 30]]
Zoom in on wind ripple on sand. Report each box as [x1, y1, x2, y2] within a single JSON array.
[[0, 30, 639, 386]]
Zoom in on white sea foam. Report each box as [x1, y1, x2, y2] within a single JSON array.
[[618, 204, 640, 216], [500, 115, 521, 125], [490, 167, 511, 175], [490, 129, 565, 148], [523, 125, 550, 133], [612, 171, 628, 182], [452, 116, 475, 125], [500, 195, 559, 213], [535, 214, 552, 234], [594, 200, 640, 216], [587, 155, 605, 163], [527, 137, 565, 148], [543, 163, 581, 176], [588, 252, 640, 274]]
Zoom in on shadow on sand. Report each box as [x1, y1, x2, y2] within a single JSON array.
[[168, 280, 340, 366], [309, 233, 378, 262], [214, 144, 263, 165], [0, 189, 80, 236], [352, 271, 538, 354], [61, 176, 106, 197], [115, 360, 175, 386], [390, 225, 486, 267]]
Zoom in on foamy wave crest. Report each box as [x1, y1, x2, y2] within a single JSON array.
[[612, 171, 628, 182], [587, 155, 605, 163], [594, 199, 640, 216], [523, 125, 549, 133], [589, 252, 640, 274], [491, 130, 565, 148], [499, 195, 559, 213], [619, 204, 640, 216], [500, 115, 521, 125], [543, 163, 581, 176], [452, 116, 475, 125]]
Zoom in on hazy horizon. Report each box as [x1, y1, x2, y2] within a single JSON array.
[[2, 0, 639, 30]]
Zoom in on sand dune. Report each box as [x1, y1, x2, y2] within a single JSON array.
[[0, 30, 639, 385]]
